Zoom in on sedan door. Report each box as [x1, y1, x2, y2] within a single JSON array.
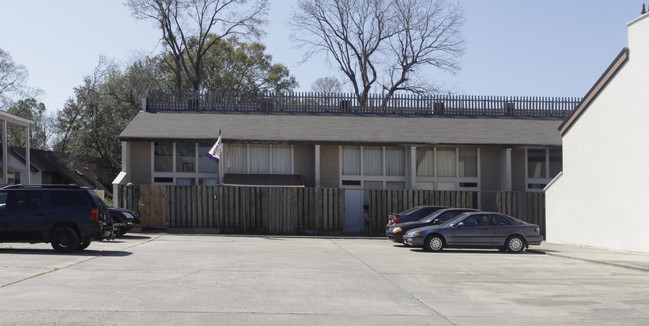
[[448, 214, 492, 245], [489, 214, 515, 245]]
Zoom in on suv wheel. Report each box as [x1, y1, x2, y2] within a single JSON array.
[[51, 227, 80, 253]]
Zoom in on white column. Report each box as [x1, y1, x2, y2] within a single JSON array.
[[219, 144, 225, 183], [477, 148, 482, 210], [315, 145, 321, 188], [114, 141, 131, 207], [26, 125, 31, 184], [2, 120, 7, 185], [409, 146, 416, 189], [121, 141, 130, 177], [502, 148, 512, 191], [545, 148, 550, 180]]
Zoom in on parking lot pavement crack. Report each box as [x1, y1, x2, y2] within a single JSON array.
[[329, 240, 458, 326], [538, 251, 649, 273], [0, 308, 437, 318], [0, 235, 164, 289]]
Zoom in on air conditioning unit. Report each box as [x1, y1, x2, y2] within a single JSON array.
[[432, 102, 444, 115], [502, 102, 514, 115], [339, 100, 351, 111], [187, 97, 200, 109], [260, 98, 274, 111]]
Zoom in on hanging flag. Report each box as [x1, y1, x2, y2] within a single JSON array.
[[207, 131, 222, 163]]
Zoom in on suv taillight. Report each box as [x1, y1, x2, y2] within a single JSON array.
[[90, 208, 98, 221], [391, 217, 401, 223]]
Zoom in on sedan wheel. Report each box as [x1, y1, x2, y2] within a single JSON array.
[[424, 235, 444, 252], [506, 235, 525, 253]]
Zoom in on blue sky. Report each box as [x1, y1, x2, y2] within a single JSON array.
[[0, 0, 644, 112]]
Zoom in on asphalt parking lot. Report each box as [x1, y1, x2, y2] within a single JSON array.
[[1, 234, 649, 326]]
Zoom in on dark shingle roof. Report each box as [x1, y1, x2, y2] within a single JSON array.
[[559, 48, 629, 136], [9, 147, 111, 195], [120, 112, 564, 147]]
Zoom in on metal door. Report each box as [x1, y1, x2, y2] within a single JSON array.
[[344, 190, 363, 233]]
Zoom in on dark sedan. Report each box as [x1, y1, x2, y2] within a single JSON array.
[[386, 208, 478, 243], [402, 212, 542, 253], [385, 205, 447, 235], [109, 207, 141, 236]]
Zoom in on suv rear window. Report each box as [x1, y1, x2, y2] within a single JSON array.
[[6, 191, 45, 209], [49, 191, 89, 208]]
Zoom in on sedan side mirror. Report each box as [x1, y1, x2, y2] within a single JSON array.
[[432, 218, 440, 225], [456, 222, 464, 228]]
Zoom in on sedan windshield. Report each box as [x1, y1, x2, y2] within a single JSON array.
[[419, 210, 444, 223], [444, 213, 471, 227], [398, 206, 421, 215]]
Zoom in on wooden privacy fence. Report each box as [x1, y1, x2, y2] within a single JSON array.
[[129, 185, 344, 235], [366, 189, 476, 235], [497, 191, 546, 237], [119, 185, 546, 237]]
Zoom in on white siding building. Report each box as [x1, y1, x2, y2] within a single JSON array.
[[546, 12, 649, 253]]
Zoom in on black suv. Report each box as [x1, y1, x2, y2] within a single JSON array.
[[0, 185, 112, 252]]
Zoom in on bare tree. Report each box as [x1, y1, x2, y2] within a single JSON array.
[[127, 0, 269, 93], [0, 48, 28, 109], [291, 0, 464, 107], [311, 76, 342, 93]]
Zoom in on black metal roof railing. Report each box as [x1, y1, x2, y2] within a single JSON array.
[[145, 90, 581, 119]]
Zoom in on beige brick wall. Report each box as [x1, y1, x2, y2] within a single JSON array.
[[319, 145, 339, 188], [129, 142, 151, 184]]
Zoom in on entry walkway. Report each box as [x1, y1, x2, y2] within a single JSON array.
[[535, 242, 649, 272]]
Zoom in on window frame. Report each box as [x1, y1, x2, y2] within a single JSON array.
[[338, 145, 407, 189], [224, 143, 294, 175], [526, 148, 562, 192], [415, 147, 480, 191], [151, 142, 222, 185]]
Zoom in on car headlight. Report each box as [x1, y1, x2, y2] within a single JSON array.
[[406, 231, 421, 237], [122, 212, 135, 219], [391, 227, 402, 233]]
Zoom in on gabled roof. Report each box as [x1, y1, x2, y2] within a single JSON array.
[[120, 112, 565, 147], [9, 147, 111, 195], [558, 48, 629, 136]]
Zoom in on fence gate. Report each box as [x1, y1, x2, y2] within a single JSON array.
[[139, 185, 166, 228], [344, 190, 363, 233]]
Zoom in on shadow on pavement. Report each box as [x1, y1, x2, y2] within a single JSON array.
[[0, 248, 133, 257], [115, 235, 152, 240], [408, 248, 545, 255]]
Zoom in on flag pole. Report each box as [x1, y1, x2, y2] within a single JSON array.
[[207, 129, 224, 185], [218, 129, 222, 185]]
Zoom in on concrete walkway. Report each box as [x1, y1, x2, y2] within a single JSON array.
[[534, 242, 649, 272]]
